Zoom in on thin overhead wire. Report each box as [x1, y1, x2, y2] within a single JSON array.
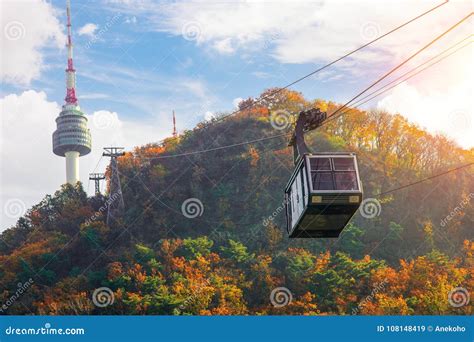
[[209, 0, 450, 126], [120, 141, 287, 226], [135, 0, 449, 152], [122, 154, 473, 227], [143, 132, 290, 159], [88, 154, 104, 193], [92, 155, 104, 173], [322, 38, 472, 124], [327, 12, 473, 120], [94, 4, 469, 194], [375, 162, 473, 197], [141, 36, 470, 161], [347, 43, 471, 110], [345, 36, 472, 107]]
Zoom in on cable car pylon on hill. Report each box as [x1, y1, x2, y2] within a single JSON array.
[[285, 108, 363, 238]]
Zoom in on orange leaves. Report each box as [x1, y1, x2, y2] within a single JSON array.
[[170, 256, 186, 271], [205, 283, 247, 315], [0, 239, 55, 281], [371, 266, 406, 295], [360, 294, 410, 315], [268, 292, 319, 315], [313, 99, 328, 113], [363, 249, 473, 315], [108, 261, 124, 281], [37, 290, 93, 315], [248, 146, 260, 167], [314, 251, 331, 272], [161, 239, 182, 257], [29, 209, 43, 226], [3, 208, 473, 316], [362, 255, 371, 263], [138, 146, 165, 158], [128, 263, 147, 284], [463, 240, 474, 261]]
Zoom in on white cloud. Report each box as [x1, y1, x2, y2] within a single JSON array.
[[79, 93, 110, 100], [182, 79, 208, 99], [232, 97, 243, 108], [124, 16, 137, 24], [377, 80, 473, 148], [79, 63, 217, 120], [375, 34, 473, 149], [213, 38, 235, 55], [105, 0, 471, 148], [0, 90, 170, 231], [106, 0, 470, 67], [204, 111, 215, 121], [78, 23, 98, 37], [252, 71, 271, 79], [0, 0, 65, 85]]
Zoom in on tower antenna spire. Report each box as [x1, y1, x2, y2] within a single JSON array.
[[172, 110, 177, 138], [65, 0, 77, 105], [52, 0, 91, 185]]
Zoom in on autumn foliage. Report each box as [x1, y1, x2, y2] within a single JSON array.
[[1, 89, 472, 315]]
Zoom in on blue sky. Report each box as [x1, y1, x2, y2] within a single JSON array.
[[1, 0, 472, 230], [3, 0, 383, 129], [2, 0, 471, 133]]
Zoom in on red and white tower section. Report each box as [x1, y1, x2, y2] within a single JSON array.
[[172, 110, 177, 138], [53, 0, 91, 184]]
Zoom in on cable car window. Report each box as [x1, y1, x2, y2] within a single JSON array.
[[310, 157, 331, 171], [333, 157, 355, 171], [312, 172, 334, 190], [334, 172, 359, 190]]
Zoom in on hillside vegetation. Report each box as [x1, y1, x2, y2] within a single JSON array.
[[1, 89, 473, 315]]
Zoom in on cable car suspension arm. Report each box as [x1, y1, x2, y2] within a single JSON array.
[[289, 108, 327, 165]]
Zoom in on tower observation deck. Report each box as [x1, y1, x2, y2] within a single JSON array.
[[52, 0, 91, 184]]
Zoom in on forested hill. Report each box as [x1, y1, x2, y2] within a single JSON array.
[[1, 89, 473, 315]]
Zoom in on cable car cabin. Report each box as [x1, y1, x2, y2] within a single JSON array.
[[285, 153, 363, 238]]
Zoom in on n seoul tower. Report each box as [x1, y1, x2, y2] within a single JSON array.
[[53, 0, 91, 184]]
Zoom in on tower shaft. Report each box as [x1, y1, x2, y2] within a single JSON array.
[[65, 151, 80, 184]]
